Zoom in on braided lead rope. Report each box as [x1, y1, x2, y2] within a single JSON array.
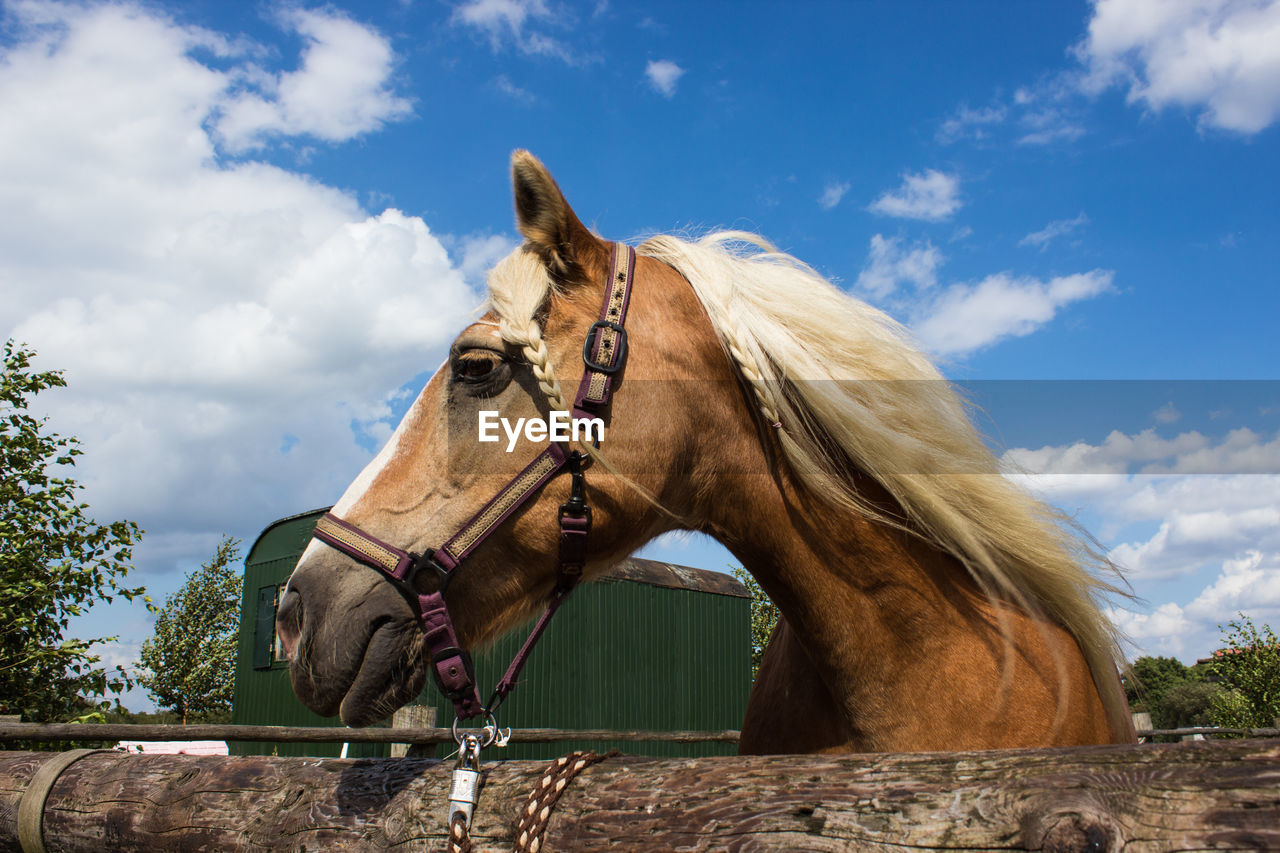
[[513, 750, 616, 853], [449, 814, 474, 853]]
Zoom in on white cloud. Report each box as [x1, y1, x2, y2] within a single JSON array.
[[937, 104, 1007, 144], [1019, 212, 1090, 250], [849, 225, 1111, 356], [1004, 426, 1280, 658], [1153, 402, 1182, 424], [216, 8, 411, 152], [937, 1, 1280, 147], [1075, 0, 1280, 134], [1158, 428, 1280, 474], [1185, 550, 1280, 621], [453, 0, 545, 39], [1016, 107, 1087, 145], [854, 234, 942, 300], [1007, 430, 1209, 477], [1107, 548, 1280, 661], [451, 0, 574, 62], [645, 59, 685, 98], [1003, 424, 1280, 661], [818, 180, 850, 210], [0, 2, 476, 558], [939, 79, 1087, 148], [494, 74, 535, 102], [1005, 428, 1280, 477], [1109, 507, 1280, 580], [911, 270, 1113, 356], [1108, 602, 1192, 656], [869, 170, 962, 221], [454, 232, 522, 286]]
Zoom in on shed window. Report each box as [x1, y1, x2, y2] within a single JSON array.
[[254, 585, 282, 670]]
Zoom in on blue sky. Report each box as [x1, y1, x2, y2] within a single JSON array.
[[2, 0, 1278, 710]]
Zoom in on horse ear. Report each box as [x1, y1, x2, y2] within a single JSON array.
[[511, 150, 606, 281]]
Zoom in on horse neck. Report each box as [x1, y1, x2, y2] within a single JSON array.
[[705, 450, 1130, 750], [706, 460, 1047, 747], [719, 471, 976, 665]]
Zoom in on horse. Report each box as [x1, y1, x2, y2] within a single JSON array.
[[276, 151, 1135, 754]]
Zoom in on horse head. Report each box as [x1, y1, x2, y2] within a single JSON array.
[[276, 152, 759, 726]]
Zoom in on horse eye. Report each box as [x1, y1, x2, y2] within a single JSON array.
[[454, 352, 501, 382]]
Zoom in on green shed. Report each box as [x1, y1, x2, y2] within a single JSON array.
[[232, 509, 752, 759]]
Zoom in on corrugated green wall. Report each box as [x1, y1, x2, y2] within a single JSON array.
[[232, 509, 751, 759]]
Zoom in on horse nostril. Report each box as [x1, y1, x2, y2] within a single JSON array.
[[276, 588, 303, 660]]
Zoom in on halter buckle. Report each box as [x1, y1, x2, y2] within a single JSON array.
[[407, 550, 452, 592], [558, 504, 592, 525], [582, 321, 628, 373]]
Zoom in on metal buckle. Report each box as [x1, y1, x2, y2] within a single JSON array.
[[582, 320, 627, 374], [559, 450, 593, 525], [407, 550, 452, 592], [559, 504, 593, 525], [452, 712, 510, 750]]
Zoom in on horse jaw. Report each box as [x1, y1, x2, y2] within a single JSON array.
[[280, 552, 427, 726]]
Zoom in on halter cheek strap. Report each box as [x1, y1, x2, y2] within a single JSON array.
[[311, 243, 636, 720]]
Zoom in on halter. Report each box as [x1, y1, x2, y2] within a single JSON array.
[[311, 243, 636, 721]]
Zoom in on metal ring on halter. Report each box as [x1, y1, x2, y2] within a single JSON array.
[[452, 712, 501, 749]]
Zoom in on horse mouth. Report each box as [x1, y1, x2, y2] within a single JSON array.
[[339, 619, 426, 726], [291, 616, 426, 728]]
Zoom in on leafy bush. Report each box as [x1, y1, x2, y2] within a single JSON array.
[[1159, 681, 1218, 729], [1208, 615, 1280, 734]]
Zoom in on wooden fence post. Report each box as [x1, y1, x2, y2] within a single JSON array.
[[1131, 711, 1152, 744], [390, 706, 437, 758]]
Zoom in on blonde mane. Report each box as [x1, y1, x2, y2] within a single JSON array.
[[487, 233, 1130, 727]]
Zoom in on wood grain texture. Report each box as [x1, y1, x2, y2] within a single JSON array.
[[391, 707, 438, 759], [1, 738, 1277, 851]]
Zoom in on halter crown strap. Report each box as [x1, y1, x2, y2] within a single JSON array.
[[311, 243, 636, 721], [574, 245, 635, 418]]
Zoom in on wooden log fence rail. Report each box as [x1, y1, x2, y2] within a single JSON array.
[[1137, 725, 1280, 738], [0, 722, 740, 746], [3, 721, 1279, 747], [1, 738, 1278, 850]]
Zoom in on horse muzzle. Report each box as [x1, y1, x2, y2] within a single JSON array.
[[279, 556, 427, 725]]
